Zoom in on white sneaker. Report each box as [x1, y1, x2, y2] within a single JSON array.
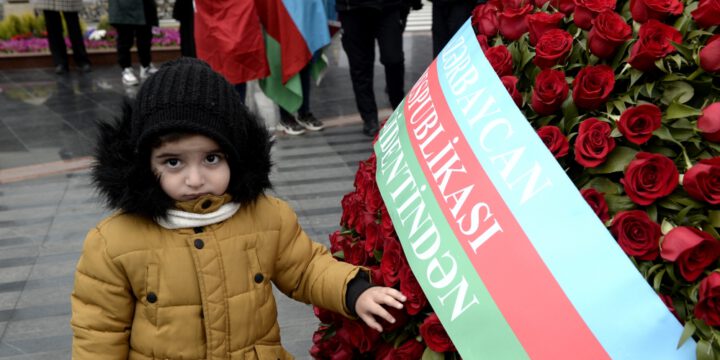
[[140, 64, 159, 80], [121, 67, 139, 86]]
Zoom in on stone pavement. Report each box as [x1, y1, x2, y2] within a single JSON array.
[[0, 32, 433, 359]]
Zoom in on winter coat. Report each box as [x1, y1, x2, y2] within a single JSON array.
[[108, 0, 159, 26], [335, 0, 404, 12], [71, 194, 362, 359], [32, 0, 83, 12]]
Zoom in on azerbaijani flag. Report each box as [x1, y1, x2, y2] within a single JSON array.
[[255, 0, 331, 113], [374, 21, 696, 359]]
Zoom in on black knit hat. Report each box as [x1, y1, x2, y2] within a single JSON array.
[[91, 57, 273, 220], [132, 57, 242, 158]]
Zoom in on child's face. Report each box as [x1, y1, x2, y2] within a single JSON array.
[[150, 134, 230, 202]]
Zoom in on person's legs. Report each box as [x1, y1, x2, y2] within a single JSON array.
[[234, 83, 247, 104], [340, 9, 380, 136], [136, 25, 153, 68], [63, 11, 91, 70], [294, 63, 325, 131], [431, 1, 450, 57], [115, 24, 134, 69], [43, 10, 68, 72], [377, 7, 405, 110], [442, 2, 474, 54], [179, 17, 196, 57]]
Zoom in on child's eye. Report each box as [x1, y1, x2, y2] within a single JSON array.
[[205, 154, 223, 164], [165, 159, 181, 168]]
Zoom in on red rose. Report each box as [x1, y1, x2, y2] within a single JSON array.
[[581, 188, 610, 223], [501, 75, 523, 107], [329, 230, 352, 254], [550, 0, 577, 14], [683, 158, 720, 205], [618, 104, 662, 145], [336, 318, 381, 353], [630, 0, 683, 23], [498, 1, 533, 41], [661, 226, 720, 282], [399, 266, 429, 315], [700, 35, 720, 73], [531, 69, 569, 115], [419, 313, 456, 353], [485, 45, 514, 76], [310, 328, 354, 360], [628, 20, 682, 72], [369, 265, 386, 287], [380, 237, 408, 286], [377, 301, 409, 333], [537, 125, 570, 158], [377, 339, 425, 360], [314, 306, 340, 324], [572, 65, 615, 110], [573, 118, 616, 167], [527, 12, 565, 45], [588, 10, 632, 59], [472, 3, 499, 37], [692, 0, 720, 28], [695, 272, 720, 326], [610, 210, 661, 260], [698, 102, 720, 142], [534, 29, 574, 69], [573, 0, 616, 30], [364, 184, 383, 215], [622, 152, 679, 206], [476, 34, 490, 51], [343, 240, 368, 266], [340, 192, 362, 231], [379, 205, 396, 242]]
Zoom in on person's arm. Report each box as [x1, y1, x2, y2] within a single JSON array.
[[71, 228, 134, 359], [345, 272, 407, 332]]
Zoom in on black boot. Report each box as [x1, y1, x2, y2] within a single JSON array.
[[362, 119, 379, 137]]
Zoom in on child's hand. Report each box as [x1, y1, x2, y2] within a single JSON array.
[[355, 286, 407, 332]]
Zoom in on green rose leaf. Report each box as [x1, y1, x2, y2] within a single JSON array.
[[696, 339, 715, 360], [606, 194, 637, 213], [661, 81, 694, 105], [709, 210, 720, 228], [585, 177, 622, 195], [587, 146, 638, 174], [677, 321, 696, 349], [422, 347, 444, 360], [665, 102, 703, 120]]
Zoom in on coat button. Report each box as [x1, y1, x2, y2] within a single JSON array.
[[254, 273, 264, 283], [194, 239, 204, 249], [201, 200, 212, 209], [147, 292, 157, 303]]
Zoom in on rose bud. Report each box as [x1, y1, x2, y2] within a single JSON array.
[[621, 152, 678, 206], [574, 0, 616, 30], [698, 102, 720, 142], [588, 10, 632, 59], [683, 158, 720, 205], [532, 69, 569, 116], [611, 210, 661, 260], [695, 272, 720, 326], [573, 118, 616, 167], [630, 0, 683, 23], [661, 226, 720, 282], [527, 11, 565, 46], [691, 0, 720, 29], [537, 125, 570, 158], [572, 65, 615, 110], [628, 20, 682, 72], [618, 104, 662, 145], [700, 35, 720, 73]]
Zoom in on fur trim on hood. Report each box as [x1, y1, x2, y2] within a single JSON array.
[[92, 98, 273, 220]]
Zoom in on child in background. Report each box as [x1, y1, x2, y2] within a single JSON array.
[[70, 58, 405, 359], [108, 0, 159, 85]]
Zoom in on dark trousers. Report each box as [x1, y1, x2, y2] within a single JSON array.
[[114, 24, 153, 68], [339, 7, 405, 126], [431, 1, 475, 57], [43, 10, 90, 68], [279, 63, 312, 119], [178, 17, 196, 57], [234, 83, 246, 105]]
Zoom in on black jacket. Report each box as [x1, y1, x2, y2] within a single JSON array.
[[335, 0, 404, 11]]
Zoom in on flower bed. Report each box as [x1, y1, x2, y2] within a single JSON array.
[[311, 0, 720, 358]]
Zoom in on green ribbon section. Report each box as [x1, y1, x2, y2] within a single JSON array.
[[374, 102, 529, 359]]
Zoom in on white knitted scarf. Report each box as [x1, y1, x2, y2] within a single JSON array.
[[156, 203, 241, 229]]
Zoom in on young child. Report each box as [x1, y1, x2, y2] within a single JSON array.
[[71, 58, 405, 359]]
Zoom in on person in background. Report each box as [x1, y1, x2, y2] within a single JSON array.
[[430, 0, 476, 57], [33, 0, 91, 74], [172, 0, 195, 57], [336, 0, 407, 137], [108, 0, 159, 86]]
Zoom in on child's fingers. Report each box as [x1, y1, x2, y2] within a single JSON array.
[[382, 287, 407, 302], [366, 302, 396, 325], [375, 287, 405, 309], [359, 312, 383, 332]]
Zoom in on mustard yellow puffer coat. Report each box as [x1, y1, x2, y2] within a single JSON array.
[[71, 195, 361, 360]]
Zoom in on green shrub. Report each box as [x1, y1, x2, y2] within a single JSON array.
[[97, 15, 110, 31]]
